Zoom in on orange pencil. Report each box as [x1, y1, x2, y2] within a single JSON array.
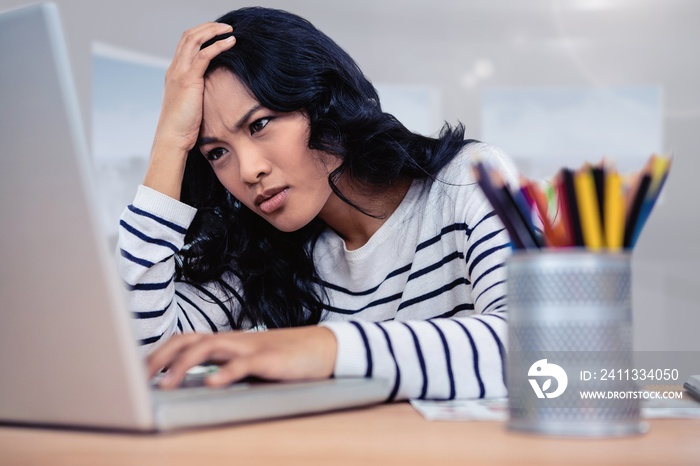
[[524, 179, 564, 247]]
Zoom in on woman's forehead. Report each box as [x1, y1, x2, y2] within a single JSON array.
[[204, 68, 258, 104]]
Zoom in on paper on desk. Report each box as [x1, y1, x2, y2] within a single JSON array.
[[410, 398, 508, 421], [411, 395, 700, 421], [642, 393, 700, 419]]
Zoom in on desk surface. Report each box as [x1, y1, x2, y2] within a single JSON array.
[[1, 402, 699, 466]]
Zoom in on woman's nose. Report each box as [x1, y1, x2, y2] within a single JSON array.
[[238, 150, 271, 184]]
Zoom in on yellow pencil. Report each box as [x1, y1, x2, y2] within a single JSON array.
[[649, 154, 671, 197], [604, 171, 624, 251], [574, 168, 604, 251]]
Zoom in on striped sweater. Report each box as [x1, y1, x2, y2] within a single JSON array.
[[117, 142, 518, 401]]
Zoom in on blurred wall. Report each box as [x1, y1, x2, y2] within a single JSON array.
[[2, 0, 698, 351]]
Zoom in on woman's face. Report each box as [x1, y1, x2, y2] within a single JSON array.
[[199, 69, 339, 232]]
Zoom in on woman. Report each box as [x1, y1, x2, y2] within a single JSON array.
[[118, 6, 517, 401]]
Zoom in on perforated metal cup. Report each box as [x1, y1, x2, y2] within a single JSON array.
[[506, 250, 647, 437]]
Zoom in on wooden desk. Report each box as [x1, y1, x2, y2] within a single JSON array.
[[1, 402, 699, 466]]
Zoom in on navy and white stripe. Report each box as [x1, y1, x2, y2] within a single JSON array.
[[117, 184, 236, 350], [117, 143, 518, 401]]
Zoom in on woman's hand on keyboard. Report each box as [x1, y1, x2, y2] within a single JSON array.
[[147, 326, 337, 389]]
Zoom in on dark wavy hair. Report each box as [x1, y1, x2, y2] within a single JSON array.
[[178, 6, 474, 329]]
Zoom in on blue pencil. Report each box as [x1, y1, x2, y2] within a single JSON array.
[[630, 160, 671, 248], [473, 162, 526, 249]]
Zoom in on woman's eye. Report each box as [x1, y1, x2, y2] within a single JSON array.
[[204, 147, 227, 161], [249, 117, 272, 135]]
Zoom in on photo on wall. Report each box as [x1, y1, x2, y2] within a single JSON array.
[[91, 42, 168, 242]]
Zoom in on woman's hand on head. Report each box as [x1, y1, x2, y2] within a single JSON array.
[[156, 22, 235, 153], [147, 326, 338, 389], [144, 22, 235, 199]]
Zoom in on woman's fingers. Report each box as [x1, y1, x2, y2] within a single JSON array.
[[205, 355, 258, 388], [191, 34, 235, 74], [167, 23, 235, 91], [171, 22, 233, 71], [154, 336, 235, 389], [146, 332, 204, 377], [148, 333, 249, 389], [148, 22, 235, 172]]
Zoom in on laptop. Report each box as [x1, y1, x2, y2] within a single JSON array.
[[0, 2, 389, 432]]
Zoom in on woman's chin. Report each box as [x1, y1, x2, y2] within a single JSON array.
[[264, 214, 314, 233]]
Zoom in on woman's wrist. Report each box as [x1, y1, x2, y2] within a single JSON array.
[[143, 140, 190, 201]]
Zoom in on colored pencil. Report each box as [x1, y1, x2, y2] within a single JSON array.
[[630, 155, 672, 248], [524, 179, 561, 247], [591, 164, 606, 232], [561, 168, 585, 247], [470, 152, 670, 252], [623, 173, 652, 248], [472, 162, 525, 249], [492, 171, 542, 249], [574, 168, 604, 250], [604, 171, 625, 251]]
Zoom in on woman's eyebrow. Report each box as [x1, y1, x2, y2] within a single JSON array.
[[197, 103, 264, 147], [233, 104, 264, 131]]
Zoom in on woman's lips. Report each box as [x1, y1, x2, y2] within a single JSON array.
[[258, 188, 289, 214]]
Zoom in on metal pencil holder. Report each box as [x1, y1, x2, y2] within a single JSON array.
[[506, 250, 647, 437]]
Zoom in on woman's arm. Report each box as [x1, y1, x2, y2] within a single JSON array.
[[319, 145, 514, 401], [143, 22, 235, 200], [322, 203, 510, 401], [144, 210, 509, 398], [118, 185, 243, 353], [118, 23, 239, 353]]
